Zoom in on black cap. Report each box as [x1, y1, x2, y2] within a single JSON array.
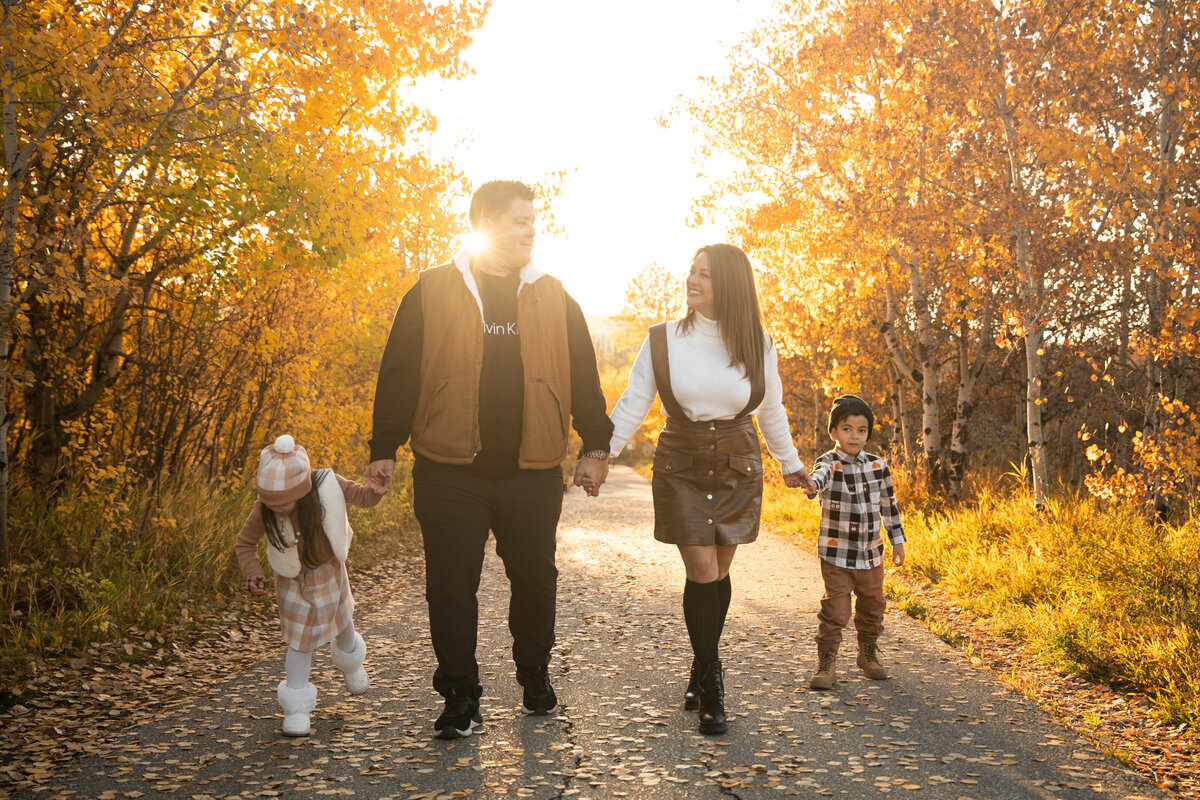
[[828, 394, 875, 439]]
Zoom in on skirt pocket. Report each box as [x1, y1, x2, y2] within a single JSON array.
[[653, 451, 694, 475], [728, 453, 763, 477]]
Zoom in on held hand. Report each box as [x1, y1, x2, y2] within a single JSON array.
[[797, 465, 817, 493], [572, 457, 610, 497], [245, 576, 268, 596], [891, 542, 905, 567], [783, 466, 817, 493], [363, 459, 395, 495]]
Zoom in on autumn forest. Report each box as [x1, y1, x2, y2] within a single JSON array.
[[2, 0, 1199, 769]]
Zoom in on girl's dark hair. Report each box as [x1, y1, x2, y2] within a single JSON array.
[[678, 243, 766, 382], [261, 470, 327, 570]]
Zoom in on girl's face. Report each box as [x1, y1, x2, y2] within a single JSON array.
[[263, 498, 297, 516], [686, 252, 716, 319]]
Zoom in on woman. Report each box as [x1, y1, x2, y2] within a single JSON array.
[[608, 244, 813, 735]]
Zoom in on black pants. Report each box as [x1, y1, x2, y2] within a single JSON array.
[[413, 457, 564, 696]]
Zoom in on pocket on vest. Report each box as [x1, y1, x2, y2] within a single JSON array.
[[523, 378, 568, 463], [415, 375, 475, 458]]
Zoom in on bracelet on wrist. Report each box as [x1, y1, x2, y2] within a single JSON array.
[[581, 449, 610, 461]]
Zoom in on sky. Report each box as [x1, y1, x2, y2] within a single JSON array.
[[413, 0, 777, 315]]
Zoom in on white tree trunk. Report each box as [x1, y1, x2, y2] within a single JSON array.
[[947, 307, 992, 500], [888, 362, 913, 463], [1016, 233, 1050, 508], [885, 250, 943, 487]]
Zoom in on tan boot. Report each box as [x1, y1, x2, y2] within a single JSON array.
[[809, 646, 838, 690], [857, 638, 889, 679]]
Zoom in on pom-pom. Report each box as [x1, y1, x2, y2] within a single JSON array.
[[274, 434, 296, 454]]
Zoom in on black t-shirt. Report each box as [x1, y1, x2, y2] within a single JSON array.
[[473, 269, 524, 469]]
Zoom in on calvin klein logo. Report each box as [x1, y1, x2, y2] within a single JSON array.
[[483, 321, 519, 335]]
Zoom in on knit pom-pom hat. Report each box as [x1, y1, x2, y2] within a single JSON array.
[[257, 434, 312, 505], [828, 395, 875, 440]]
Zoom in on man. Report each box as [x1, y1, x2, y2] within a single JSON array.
[[364, 180, 613, 739]]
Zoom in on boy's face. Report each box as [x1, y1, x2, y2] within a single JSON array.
[[830, 413, 870, 456]]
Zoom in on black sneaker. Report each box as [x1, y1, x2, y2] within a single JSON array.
[[516, 667, 558, 715], [434, 688, 482, 739]]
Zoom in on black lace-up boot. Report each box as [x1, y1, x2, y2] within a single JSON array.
[[697, 659, 727, 734]]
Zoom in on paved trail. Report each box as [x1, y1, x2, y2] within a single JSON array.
[[14, 467, 1165, 799]]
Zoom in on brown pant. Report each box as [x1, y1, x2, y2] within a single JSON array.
[[817, 560, 886, 649]]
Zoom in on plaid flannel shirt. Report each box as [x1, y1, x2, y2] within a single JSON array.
[[809, 448, 905, 569]]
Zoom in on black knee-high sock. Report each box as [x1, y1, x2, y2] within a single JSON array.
[[683, 579, 721, 666], [716, 575, 731, 638]]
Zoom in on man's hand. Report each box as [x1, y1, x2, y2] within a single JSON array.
[[363, 459, 395, 495], [245, 576, 268, 597], [891, 542, 905, 567], [571, 457, 610, 497]]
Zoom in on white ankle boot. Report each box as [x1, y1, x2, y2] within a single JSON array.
[[330, 632, 369, 695], [277, 681, 317, 736]]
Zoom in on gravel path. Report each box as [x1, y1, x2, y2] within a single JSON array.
[[8, 466, 1167, 799]]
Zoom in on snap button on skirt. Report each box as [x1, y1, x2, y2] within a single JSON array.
[[650, 416, 764, 545]]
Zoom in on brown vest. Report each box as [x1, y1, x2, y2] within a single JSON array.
[[411, 261, 572, 469]]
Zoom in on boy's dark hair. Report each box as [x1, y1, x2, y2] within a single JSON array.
[[469, 180, 535, 230], [828, 394, 875, 439]]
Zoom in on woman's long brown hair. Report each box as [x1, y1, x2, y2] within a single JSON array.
[[261, 470, 327, 570], [678, 244, 766, 382]]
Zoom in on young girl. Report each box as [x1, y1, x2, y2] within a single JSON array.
[[235, 434, 384, 736]]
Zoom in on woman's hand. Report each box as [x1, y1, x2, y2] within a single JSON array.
[[782, 466, 817, 492], [245, 576, 268, 596]]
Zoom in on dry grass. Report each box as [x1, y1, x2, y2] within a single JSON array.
[[765, 460, 1200, 730], [0, 461, 419, 707]]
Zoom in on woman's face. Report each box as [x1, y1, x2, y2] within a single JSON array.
[[686, 251, 716, 319]]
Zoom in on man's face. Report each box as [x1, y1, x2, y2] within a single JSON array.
[[479, 198, 535, 272]]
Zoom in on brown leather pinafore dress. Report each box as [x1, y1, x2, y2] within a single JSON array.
[[648, 323, 766, 546]]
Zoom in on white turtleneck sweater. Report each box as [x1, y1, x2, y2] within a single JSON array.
[[608, 315, 804, 474]]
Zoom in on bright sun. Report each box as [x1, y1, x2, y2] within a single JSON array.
[[462, 232, 490, 253]]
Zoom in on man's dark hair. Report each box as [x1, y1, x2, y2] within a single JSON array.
[[469, 180, 535, 230]]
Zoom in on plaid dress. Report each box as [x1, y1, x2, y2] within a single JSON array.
[[235, 473, 382, 653], [275, 558, 354, 652], [809, 449, 905, 569]]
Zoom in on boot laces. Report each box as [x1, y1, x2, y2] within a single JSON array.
[[818, 651, 837, 672]]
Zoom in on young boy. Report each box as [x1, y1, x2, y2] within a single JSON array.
[[805, 395, 905, 690]]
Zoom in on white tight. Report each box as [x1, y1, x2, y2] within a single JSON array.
[[284, 622, 359, 688]]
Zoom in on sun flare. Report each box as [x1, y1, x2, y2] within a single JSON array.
[[463, 232, 490, 253]]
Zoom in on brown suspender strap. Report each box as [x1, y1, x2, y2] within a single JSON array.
[[736, 360, 766, 419], [649, 323, 688, 420]]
